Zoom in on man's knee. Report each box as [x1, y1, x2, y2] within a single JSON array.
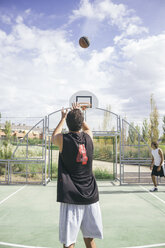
[[84, 238, 96, 248], [85, 238, 93, 242]]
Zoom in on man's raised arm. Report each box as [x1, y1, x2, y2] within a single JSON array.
[[82, 121, 93, 140], [51, 108, 68, 152]]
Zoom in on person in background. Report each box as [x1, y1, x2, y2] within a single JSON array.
[[150, 141, 164, 192]]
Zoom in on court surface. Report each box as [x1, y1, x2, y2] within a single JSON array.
[[0, 181, 165, 248]]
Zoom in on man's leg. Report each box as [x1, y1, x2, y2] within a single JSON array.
[[60, 203, 82, 247], [83, 238, 96, 248], [152, 175, 157, 187], [150, 175, 158, 191]]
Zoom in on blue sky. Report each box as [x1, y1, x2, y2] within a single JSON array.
[[0, 0, 165, 124]]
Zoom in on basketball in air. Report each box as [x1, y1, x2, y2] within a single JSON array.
[[79, 36, 90, 48]]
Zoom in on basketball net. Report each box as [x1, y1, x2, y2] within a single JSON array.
[[78, 102, 91, 111]]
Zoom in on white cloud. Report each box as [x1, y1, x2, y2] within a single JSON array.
[[104, 33, 165, 120], [0, 2, 165, 128], [69, 0, 148, 39], [0, 16, 165, 122], [70, 0, 95, 21], [25, 9, 31, 15], [0, 20, 116, 117], [0, 14, 12, 25], [16, 15, 23, 24]]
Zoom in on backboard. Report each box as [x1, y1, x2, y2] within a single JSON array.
[[69, 90, 98, 109]]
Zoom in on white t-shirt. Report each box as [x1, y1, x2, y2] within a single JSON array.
[[152, 148, 163, 166]]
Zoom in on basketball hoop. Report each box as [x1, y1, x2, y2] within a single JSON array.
[[69, 91, 99, 109], [78, 102, 91, 111]]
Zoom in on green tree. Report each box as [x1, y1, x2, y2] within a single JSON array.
[[1, 121, 12, 160], [0, 112, 1, 129], [142, 118, 149, 143], [135, 124, 141, 143], [149, 94, 159, 142], [4, 121, 12, 145], [102, 105, 111, 131], [162, 116, 165, 142], [128, 122, 136, 144], [127, 122, 141, 144], [122, 115, 127, 145]]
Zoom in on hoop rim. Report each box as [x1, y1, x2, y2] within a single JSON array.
[[78, 102, 91, 111], [77, 102, 92, 107]]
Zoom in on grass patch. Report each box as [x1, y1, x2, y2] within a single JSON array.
[[50, 163, 58, 178], [94, 168, 114, 180], [50, 164, 114, 180], [49, 144, 59, 150], [93, 144, 114, 162]]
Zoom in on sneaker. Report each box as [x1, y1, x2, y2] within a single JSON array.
[[150, 187, 158, 192]]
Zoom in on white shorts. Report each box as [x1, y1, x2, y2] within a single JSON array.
[[59, 201, 103, 247]]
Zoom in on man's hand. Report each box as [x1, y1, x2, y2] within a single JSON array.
[[61, 108, 68, 119], [150, 165, 153, 171], [157, 166, 161, 172], [71, 102, 81, 110]]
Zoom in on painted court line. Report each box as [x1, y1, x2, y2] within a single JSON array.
[[124, 242, 165, 248], [0, 242, 50, 248], [0, 185, 26, 206], [140, 185, 165, 205]]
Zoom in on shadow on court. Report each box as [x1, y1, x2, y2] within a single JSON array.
[[100, 190, 149, 194], [99, 189, 165, 194]]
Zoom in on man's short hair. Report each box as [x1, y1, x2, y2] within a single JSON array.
[[66, 109, 84, 132], [151, 141, 158, 149]]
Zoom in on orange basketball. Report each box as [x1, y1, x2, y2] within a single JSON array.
[[79, 36, 90, 48]]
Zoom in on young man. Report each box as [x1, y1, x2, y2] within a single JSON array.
[[150, 141, 164, 192], [52, 103, 103, 248]]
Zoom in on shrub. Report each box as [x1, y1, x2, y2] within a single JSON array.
[[94, 168, 114, 180], [0, 144, 12, 159], [93, 144, 113, 162], [50, 163, 58, 178]]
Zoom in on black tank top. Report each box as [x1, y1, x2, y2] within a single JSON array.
[[57, 132, 99, 204]]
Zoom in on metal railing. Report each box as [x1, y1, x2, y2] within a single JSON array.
[[1, 108, 163, 185]]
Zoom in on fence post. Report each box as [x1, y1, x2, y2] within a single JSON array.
[[115, 135, 118, 179], [138, 134, 140, 183], [26, 136, 28, 159], [119, 116, 122, 185], [8, 160, 10, 184], [51, 141, 53, 180], [44, 116, 47, 185]]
